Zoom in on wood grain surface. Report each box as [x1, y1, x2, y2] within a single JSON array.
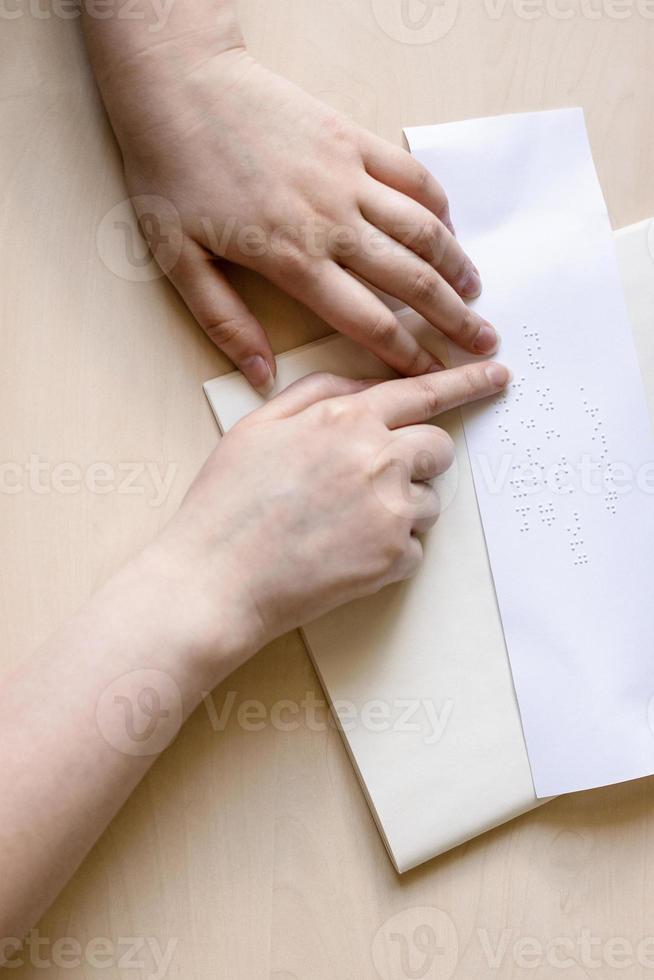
[[1, 1, 654, 977]]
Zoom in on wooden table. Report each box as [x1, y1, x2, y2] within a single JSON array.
[[2, 2, 654, 977]]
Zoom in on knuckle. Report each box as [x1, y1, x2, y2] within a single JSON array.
[[452, 255, 480, 298], [329, 219, 360, 261], [314, 396, 352, 426], [203, 315, 248, 348], [304, 370, 341, 391], [438, 198, 452, 224], [453, 254, 472, 289], [408, 161, 447, 213], [408, 161, 430, 197], [408, 219, 447, 267], [413, 435, 453, 479], [402, 217, 429, 249], [405, 345, 435, 377], [433, 184, 449, 214], [437, 202, 452, 230], [412, 449, 436, 482], [462, 363, 487, 395], [298, 371, 352, 404], [323, 113, 357, 148], [410, 268, 439, 305], [458, 307, 482, 347], [427, 221, 448, 266], [381, 527, 409, 567], [367, 310, 398, 348], [415, 377, 442, 419], [279, 244, 309, 281]]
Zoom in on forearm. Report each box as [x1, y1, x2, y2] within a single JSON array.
[[81, 0, 245, 143], [0, 542, 246, 945]]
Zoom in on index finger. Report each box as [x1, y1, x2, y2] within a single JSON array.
[[358, 362, 511, 428]]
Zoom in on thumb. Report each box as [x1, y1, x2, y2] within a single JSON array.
[[167, 238, 276, 395], [252, 372, 383, 422]]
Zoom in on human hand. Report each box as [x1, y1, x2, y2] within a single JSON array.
[[155, 361, 510, 664], [0, 354, 507, 948], [93, 41, 498, 392]]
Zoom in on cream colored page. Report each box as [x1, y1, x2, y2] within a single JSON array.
[[204, 324, 537, 872]]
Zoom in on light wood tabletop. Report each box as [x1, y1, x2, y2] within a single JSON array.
[[2, 1, 654, 977]]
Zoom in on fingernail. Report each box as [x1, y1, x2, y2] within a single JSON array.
[[428, 359, 446, 373], [485, 362, 512, 387], [472, 322, 499, 354], [243, 355, 275, 396], [459, 265, 482, 299]]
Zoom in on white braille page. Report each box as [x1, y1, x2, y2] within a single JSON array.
[[406, 109, 654, 797]]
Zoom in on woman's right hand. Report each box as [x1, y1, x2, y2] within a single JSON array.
[[0, 359, 509, 941], [155, 361, 510, 667]]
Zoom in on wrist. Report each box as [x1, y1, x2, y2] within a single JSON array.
[[97, 541, 258, 703], [83, 0, 249, 145], [82, 0, 243, 72], [119, 536, 264, 690]]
